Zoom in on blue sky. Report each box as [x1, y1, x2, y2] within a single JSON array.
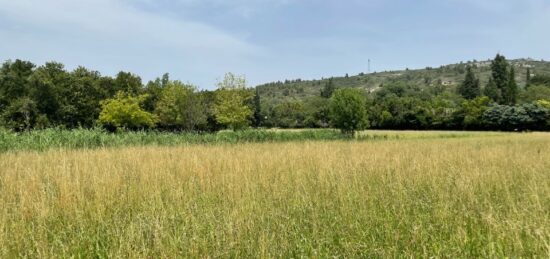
[[0, 0, 549, 89]]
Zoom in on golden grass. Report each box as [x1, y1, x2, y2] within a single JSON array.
[[0, 132, 549, 257]]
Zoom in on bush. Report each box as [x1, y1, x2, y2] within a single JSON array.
[[483, 103, 549, 131]]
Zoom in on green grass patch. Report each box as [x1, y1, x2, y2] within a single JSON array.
[[0, 128, 510, 153]]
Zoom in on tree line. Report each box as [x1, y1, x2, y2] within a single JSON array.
[[1, 54, 549, 134], [257, 54, 550, 132]]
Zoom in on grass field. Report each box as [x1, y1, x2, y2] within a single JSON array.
[[0, 131, 549, 257]]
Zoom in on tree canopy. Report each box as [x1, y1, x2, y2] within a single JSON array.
[[329, 88, 369, 135]]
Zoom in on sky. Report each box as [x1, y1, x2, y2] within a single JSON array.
[[0, 0, 549, 89]]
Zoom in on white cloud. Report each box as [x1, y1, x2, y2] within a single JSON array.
[[0, 0, 266, 87], [0, 0, 263, 53]]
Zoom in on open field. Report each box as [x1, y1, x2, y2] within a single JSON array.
[[0, 132, 549, 257]]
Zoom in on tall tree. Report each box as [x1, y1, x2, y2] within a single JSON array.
[[457, 66, 480, 99], [213, 73, 254, 130], [321, 78, 335, 98], [504, 67, 518, 105], [490, 54, 508, 104]]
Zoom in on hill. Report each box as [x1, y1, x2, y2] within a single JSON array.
[[256, 58, 550, 106]]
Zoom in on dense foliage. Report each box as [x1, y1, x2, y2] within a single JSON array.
[[1, 54, 550, 133], [329, 88, 368, 135]]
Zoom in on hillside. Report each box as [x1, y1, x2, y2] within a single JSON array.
[[256, 58, 550, 106]]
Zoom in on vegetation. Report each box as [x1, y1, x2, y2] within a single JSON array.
[[256, 55, 550, 131], [154, 81, 207, 131], [1, 54, 550, 132], [213, 73, 254, 131], [0, 132, 548, 257], [98, 93, 157, 130], [457, 66, 480, 100], [0, 128, 361, 153], [329, 88, 368, 135]]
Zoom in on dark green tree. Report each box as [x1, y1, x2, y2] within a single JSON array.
[[320, 78, 335, 98], [303, 97, 330, 128], [62, 67, 108, 128], [457, 66, 480, 99], [113, 72, 143, 96], [503, 67, 518, 105], [490, 54, 509, 104], [29, 62, 69, 125], [0, 60, 35, 110], [1, 97, 39, 131]]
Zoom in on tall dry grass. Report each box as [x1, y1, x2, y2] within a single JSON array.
[[0, 133, 549, 257]]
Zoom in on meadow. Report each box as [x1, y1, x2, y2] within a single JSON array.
[[0, 131, 549, 257]]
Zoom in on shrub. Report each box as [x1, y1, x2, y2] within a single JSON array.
[[483, 103, 549, 131]]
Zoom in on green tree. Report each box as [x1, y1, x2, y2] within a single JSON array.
[[0, 60, 35, 110], [460, 96, 491, 129], [483, 103, 548, 131], [62, 67, 108, 128], [484, 78, 500, 102], [143, 73, 173, 112], [329, 88, 369, 135], [303, 96, 330, 128], [519, 85, 550, 102], [457, 66, 480, 99], [155, 81, 207, 131], [504, 67, 518, 105], [28, 62, 69, 125], [1, 97, 39, 131], [98, 92, 157, 130], [113, 71, 143, 96], [537, 100, 550, 127], [490, 54, 508, 104], [531, 74, 550, 86], [213, 73, 254, 130], [272, 101, 306, 128], [321, 78, 335, 98]]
